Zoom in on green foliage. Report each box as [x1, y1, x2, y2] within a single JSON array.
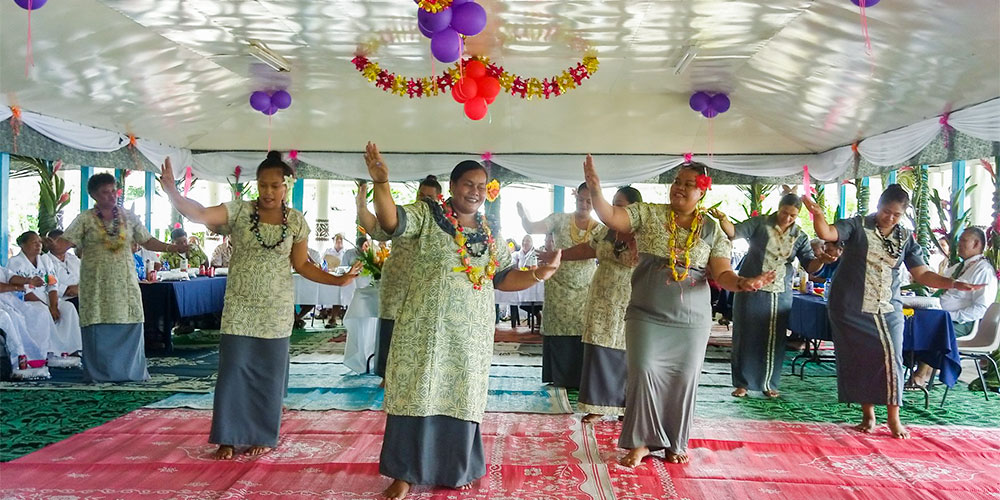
[[11, 155, 72, 237], [855, 178, 869, 216], [736, 181, 773, 222], [984, 157, 1000, 301], [929, 178, 976, 266]]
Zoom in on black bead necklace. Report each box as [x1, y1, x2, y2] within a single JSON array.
[[250, 202, 289, 250], [874, 223, 905, 259]]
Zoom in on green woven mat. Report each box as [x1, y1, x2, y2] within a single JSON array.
[[0, 390, 166, 462], [173, 327, 344, 349]]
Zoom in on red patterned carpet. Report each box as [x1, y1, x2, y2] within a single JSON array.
[[495, 326, 543, 344], [4, 409, 999, 499]]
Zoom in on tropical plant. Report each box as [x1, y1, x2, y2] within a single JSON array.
[[983, 159, 1000, 291], [736, 181, 773, 222], [357, 245, 387, 281], [855, 178, 870, 216], [11, 155, 72, 236], [929, 178, 976, 266], [900, 166, 933, 296]]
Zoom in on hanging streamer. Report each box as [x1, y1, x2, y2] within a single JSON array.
[[939, 112, 952, 149], [183, 166, 193, 196], [859, 0, 872, 56], [10, 106, 22, 153]]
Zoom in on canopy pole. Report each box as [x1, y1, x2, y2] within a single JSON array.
[[80, 166, 93, 211], [292, 178, 304, 212], [144, 171, 154, 231], [952, 160, 966, 225], [1, 152, 9, 266], [837, 183, 847, 220], [553, 186, 565, 213]]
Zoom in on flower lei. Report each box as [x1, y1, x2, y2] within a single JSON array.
[[95, 207, 127, 252], [351, 54, 599, 100], [568, 217, 596, 245], [441, 197, 499, 290], [666, 207, 705, 282]]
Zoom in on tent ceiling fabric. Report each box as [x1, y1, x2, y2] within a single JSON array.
[[1, 1, 998, 160]]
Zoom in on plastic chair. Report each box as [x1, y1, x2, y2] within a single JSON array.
[[941, 303, 1000, 405]]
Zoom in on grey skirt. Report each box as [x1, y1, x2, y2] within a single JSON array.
[[829, 309, 905, 406], [380, 414, 486, 488], [375, 318, 395, 378], [618, 318, 710, 454], [81, 323, 150, 383], [542, 335, 584, 388], [578, 343, 626, 415], [209, 334, 290, 448], [731, 290, 792, 392]]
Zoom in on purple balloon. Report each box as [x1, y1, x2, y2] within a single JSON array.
[[270, 90, 292, 109], [450, 2, 487, 37], [430, 28, 463, 63], [263, 105, 278, 116], [850, 0, 880, 6], [689, 92, 710, 112], [14, 0, 47, 10], [418, 22, 435, 39], [702, 108, 719, 119], [417, 7, 453, 34], [451, 0, 473, 5], [710, 93, 731, 113], [250, 91, 271, 112]]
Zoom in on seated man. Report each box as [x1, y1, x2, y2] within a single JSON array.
[[210, 235, 232, 267], [160, 228, 207, 270], [910, 227, 999, 387], [341, 236, 370, 267]]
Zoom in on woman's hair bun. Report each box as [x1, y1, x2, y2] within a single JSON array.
[[424, 175, 437, 182], [266, 151, 282, 161]]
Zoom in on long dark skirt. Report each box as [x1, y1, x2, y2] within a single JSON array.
[[578, 343, 626, 415], [618, 319, 710, 454], [380, 414, 485, 487], [542, 335, 584, 388], [209, 334, 290, 448], [375, 318, 395, 378], [81, 323, 149, 383], [829, 308, 904, 406], [731, 290, 792, 392]]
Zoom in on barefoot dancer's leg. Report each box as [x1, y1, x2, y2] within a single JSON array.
[[213, 445, 234, 460], [764, 389, 780, 398], [665, 450, 690, 464], [382, 479, 410, 499], [887, 405, 910, 439], [731, 387, 748, 398], [245, 445, 271, 457], [854, 403, 877, 433], [619, 446, 650, 468]]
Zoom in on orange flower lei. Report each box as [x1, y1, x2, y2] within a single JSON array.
[[666, 207, 704, 282], [441, 198, 499, 290]]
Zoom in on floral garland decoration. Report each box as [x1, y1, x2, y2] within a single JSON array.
[[440, 197, 499, 290], [350, 54, 599, 100], [666, 208, 705, 282], [95, 206, 127, 252], [417, 0, 453, 14]]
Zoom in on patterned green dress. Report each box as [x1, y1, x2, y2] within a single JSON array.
[[540, 212, 599, 336], [384, 200, 512, 423]]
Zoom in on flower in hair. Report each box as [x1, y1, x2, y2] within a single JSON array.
[[486, 179, 500, 202], [284, 174, 296, 192], [696, 174, 712, 191]]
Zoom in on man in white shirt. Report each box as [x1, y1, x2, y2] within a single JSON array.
[[323, 233, 347, 267], [910, 227, 998, 386]]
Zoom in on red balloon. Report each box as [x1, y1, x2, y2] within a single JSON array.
[[456, 78, 478, 101], [485, 95, 496, 104], [465, 60, 487, 80], [452, 84, 469, 103], [464, 97, 488, 121], [477, 77, 501, 98]]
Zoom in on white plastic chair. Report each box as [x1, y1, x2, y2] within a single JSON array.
[[941, 303, 1000, 405]]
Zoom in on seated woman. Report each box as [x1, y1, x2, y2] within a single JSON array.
[[45, 229, 81, 304], [0, 266, 55, 380], [160, 228, 208, 270], [8, 231, 82, 367]]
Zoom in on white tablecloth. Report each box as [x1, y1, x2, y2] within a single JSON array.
[[495, 281, 545, 305], [294, 274, 371, 306], [343, 284, 380, 374]]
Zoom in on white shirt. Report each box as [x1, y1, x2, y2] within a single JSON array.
[[6, 252, 56, 305], [939, 254, 999, 324], [44, 252, 81, 297], [515, 248, 538, 269]]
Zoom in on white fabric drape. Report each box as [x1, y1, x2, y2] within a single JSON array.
[[19, 111, 127, 152], [490, 154, 685, 186], [949, 98, 1000, 142], [709, 146, 856, 182], [857, 116, 942, 167], [135, 138, 193, 174], [0, 107, 11, 122]]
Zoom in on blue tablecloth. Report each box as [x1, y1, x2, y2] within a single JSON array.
[[140, 277, 227, 351], [788, 293, 961, 387]]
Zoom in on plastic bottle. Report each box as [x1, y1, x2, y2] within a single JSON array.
[[805, 280, 814, 295], [825, 279, 832, 300], [179, 257, 188, 272]]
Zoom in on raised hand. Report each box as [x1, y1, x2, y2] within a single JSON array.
[[516, 202, 527, 220], [159, 157, 177, 193], [708, 208, 727, 221], [356, 181, 369, 207], [348, 260, 364, 276], [740, 270, 776, 291], [583, 154, 600, 193], [364, 142, 388, 182], [801, 195, 824, 218]]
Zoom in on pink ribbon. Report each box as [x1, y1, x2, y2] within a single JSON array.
[[803, 164, 815, 220], [183, 167, 193, 196], [25, 0, 33, 77], [939, 112, 951, 148], [859, 0, 872, 56]]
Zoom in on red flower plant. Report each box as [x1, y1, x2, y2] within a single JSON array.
[[751, 210, 760, 217], [696, 174, 712, 191], [58, 193, 70, 204]]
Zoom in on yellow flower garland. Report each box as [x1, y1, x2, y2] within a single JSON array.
[[95, 209, 127, 253], [442, 199, 499, 290], [666, 208, 704, 282], [568, 218, 596, 245]]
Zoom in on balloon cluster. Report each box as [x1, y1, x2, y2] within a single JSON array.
[[450, 60, 500, 120], [249, 90, 292, 116], [688, 91, 730, 119], [850, 0, 879, 5], [417, 0, 487, 63]]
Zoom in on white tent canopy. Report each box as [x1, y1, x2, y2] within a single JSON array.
[[1, 1, 998, 184]]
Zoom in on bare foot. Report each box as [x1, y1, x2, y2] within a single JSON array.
[[888, 421, 910, 439], [619, 446, 650, 468], [731, 387, 748, 398], [382, 479, 410, 499], [854, 417, 877, 434], [213, 445, 234, 460], [582, 413, 602, 423], [451, 479, 479, 491], [665, 451, 690, 464], [764, 390, 780, 398], [244, 445, 271, 457]]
